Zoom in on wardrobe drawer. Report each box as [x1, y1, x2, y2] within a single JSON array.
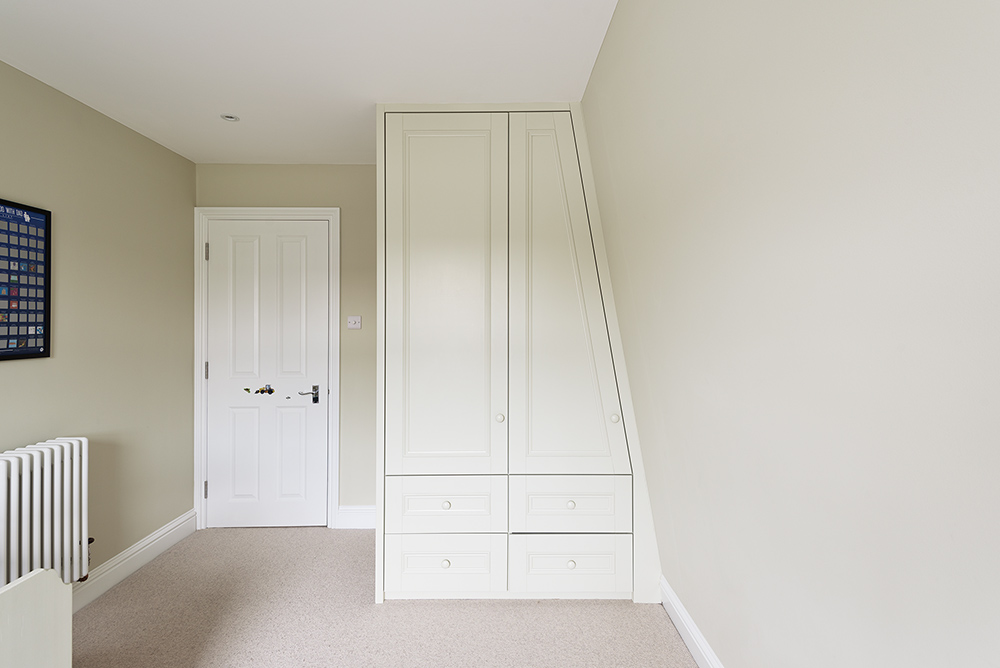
[[384, 534, 508, 596], [509, 475, 631, 533], [385, 475, 507, 533], [508, 534, 632, 595]]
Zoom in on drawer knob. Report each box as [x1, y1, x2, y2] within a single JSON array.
[[567, 560, 577, 570], [441, 500, 452, 510], [441, 559, 451, 569], [610, 414, 621, 423], [495, 413, 505, 423], [566, 500, 576, 510]]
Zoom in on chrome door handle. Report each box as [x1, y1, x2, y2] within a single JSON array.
[[298, 385, 320, 403]]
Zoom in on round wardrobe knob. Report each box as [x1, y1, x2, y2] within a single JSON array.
[[566, 500, 576, 510], [567, 560, 577, 570], [495, 413, 505, 423], [610, 414, 621, 423], [441, 500, 452, 510], [441, 559, 451, 569]]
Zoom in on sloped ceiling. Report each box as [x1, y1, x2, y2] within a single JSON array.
[[0, 0, 617, 164]]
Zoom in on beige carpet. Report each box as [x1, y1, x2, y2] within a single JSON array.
[[73, 528, 698, 667]]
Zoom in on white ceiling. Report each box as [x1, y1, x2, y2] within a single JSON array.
[[0, 1, 617, 164]]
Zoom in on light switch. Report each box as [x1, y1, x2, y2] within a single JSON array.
[[347, 315, 362, 330]]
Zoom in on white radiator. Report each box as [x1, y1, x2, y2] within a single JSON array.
[[0, 437, 89, 586]]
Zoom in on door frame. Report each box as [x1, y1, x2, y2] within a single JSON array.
[[193, 207, 341, 530]]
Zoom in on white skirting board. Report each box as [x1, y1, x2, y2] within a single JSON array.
[[660, 575, 726, 668], [73, 509, 197, 613], [334, 505, 376, 529]]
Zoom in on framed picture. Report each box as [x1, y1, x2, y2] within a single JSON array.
[[0, 197, 51, 360]]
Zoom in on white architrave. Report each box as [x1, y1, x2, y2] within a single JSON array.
[[194, 207, 341, 530]]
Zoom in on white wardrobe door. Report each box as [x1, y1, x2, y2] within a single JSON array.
[[384, 112, 509, 475], [508, 112, 630, 474]]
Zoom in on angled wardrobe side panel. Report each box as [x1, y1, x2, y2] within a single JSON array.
[[508, 112, 631, 475]]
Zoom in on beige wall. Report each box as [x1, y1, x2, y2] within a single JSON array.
[[195, 164, 376, 506], [583, 1, 1000, 666], [0, 61, 195, 568]]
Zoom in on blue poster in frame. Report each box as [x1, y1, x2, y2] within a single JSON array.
[[0, 197, 51, 360]]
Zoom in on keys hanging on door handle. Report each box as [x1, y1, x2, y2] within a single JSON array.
[[298, 385, 320, 404]]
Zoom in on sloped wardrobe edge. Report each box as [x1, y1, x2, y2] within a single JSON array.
[[569, 102, 663, 603]]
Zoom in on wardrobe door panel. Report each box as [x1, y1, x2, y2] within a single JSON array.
[[509, 112, 630, 474], [385, 113, 509, 475]]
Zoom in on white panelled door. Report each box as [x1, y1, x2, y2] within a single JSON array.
[[508, 112, 630, 474], [206, 219, 329, 527], [384, 112, 509, 475]]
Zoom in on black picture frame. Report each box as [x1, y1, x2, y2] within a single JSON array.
[[0, 197, 51, 361]]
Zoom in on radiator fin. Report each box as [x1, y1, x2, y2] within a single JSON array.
[[0, 438, 89, 586]]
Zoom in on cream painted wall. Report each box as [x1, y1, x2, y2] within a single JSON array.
[[0, 61, 195, 568], [583, 1, 1000, 667], [195, 165, 376, 506]]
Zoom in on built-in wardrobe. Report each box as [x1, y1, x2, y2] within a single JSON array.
[[375, 104, 659, 602]]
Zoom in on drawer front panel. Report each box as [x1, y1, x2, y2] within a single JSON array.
[[509, 534, 632, 594], [509, 475, 631, 533], [385, 475, 507, 533], [385, 534, 507, 594]]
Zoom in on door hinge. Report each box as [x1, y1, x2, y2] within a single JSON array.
[[205, 242, 209, 261], [204, 481, 208, 499], [205, 361, 209, 379]]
